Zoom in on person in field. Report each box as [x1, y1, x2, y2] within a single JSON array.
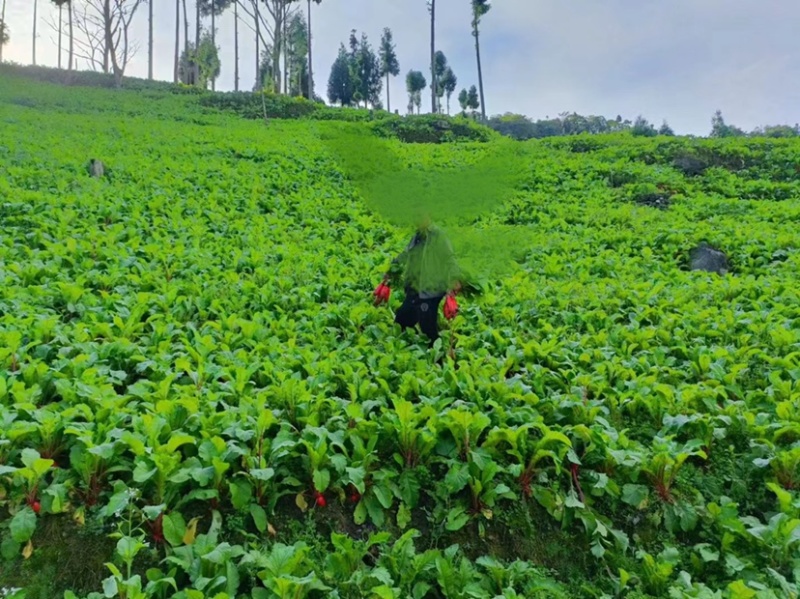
[[374, 213, 461, 345]]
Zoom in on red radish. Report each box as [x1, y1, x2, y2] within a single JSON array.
[[443, 294, 458, 320], [373, 283, 391, 306], [32, 501, 41, 514], [314, 492, 327, 508]]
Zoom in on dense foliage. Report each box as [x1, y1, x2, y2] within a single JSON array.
[[1, 76, 799, 599], [489, 111, 800, 142]]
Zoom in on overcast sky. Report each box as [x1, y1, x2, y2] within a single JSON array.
[[3, 0, 798, 134]]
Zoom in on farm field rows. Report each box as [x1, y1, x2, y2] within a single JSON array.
[[1, 76, 799, 599]]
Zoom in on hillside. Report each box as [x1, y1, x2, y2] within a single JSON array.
[[1, 74, 799, 599]]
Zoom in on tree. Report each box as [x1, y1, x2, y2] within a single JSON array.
[[181, 0, 189, 76], [710, 110, 744, 138], [440, 66, 457, 114], [51, 0, 70, 69], [406, 69, 426, 115], [195, 30, 220, 87], [379, 27, 400, 113], [351, 32, 382, 108], [427, 0, 436, 113], [179, 32, 220, 88], [0, 0, 7, 62], [0, 22, 8, 59], [347, 29, 361, 104], [458, 87, 468, 114], [658, 120, 675, 136], [471, 0, 490, 120], [238, 0, 301, 93], [72, 0, 144, 85], [174, 0, 180, 82], [148, 0, 153, 78], [327, 43, 354, 106], [258, 44, 275, 90], [33, 0, 38, 65], [233, 0, 238, 89], [433, 50, 449, 112], [199, 0, 233, 90], [305, 0, 321, 100], [466, 84, 480, 115], [285, 11, 308, 96], [632, 115, 657, 137], [261, 0, 299, 94]]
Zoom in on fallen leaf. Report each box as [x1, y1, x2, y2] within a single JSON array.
[[268, 523, 277, 536], [22, 540, 33, 559], [73, 507, 85, 526], [295, 492, 308, 513], [183, 517, 201, 545]]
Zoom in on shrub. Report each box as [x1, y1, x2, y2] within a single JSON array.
[[371, 114, 495, 144]]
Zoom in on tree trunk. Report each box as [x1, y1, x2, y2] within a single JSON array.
[[195, 0, 200, 85], [103, 0, 110, 73], [385, 72, 390, 113], [255, 2, 260, 89], [148, 0, 153, 79], [429, 0, 436, 113], [272, 4, 281, 93], [0, 0, 6, 63], [174, 0, 180, 82], [282, 5, 287, 95], [32, 0, 37, 66], [474, 21, 486, 121], [182, 0, 189, 80], [68, 0, 74, 71], [234, 1, 239, 91], [57, 4, 62, 69], [306, 0, 313, 100], [211, 7, 215, 90], [103, 0, 123, 86]]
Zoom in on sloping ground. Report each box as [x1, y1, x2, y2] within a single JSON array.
[[1, 76, 799, 599]]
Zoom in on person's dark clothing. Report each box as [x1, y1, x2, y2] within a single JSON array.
[[394, 288, 445, 344], [386, 225, 459, 344]]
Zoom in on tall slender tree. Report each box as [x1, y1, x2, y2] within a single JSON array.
[[195, 0, 201, 83], [406, 69, 426, 115], [182, 0, 189, 69], [234, 0, 239, 90], [286, 12, 308, 96], [174, 0, 180, 82], [0, 0, 7, 63], [52, 0, 69, 69], [427, 0, 436, 113], [199, 0, 232, 90], [254, 0, 259, 88], [67, 0, 73, 70], [32, 0, 38, 65], [433, 50, 448, 113], [148, 0, 153, 78], [306, 0, 321, 100], [440, 66, 457, 114], [471, 0, 490, 120], [379, 28, 399, 113]]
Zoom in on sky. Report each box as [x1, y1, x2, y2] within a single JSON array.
[[2, 0, 799, 135]]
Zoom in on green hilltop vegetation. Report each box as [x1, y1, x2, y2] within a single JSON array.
[[1, 70, 800, 599]]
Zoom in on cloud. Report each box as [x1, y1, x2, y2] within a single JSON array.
[[3, 0, 798, 134]]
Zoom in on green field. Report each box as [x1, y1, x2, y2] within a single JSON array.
[[1, 74, 799, 599]]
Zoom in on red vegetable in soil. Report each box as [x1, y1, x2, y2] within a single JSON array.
[[32, 501, 41, 514], [314, 491, 327, 507]]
